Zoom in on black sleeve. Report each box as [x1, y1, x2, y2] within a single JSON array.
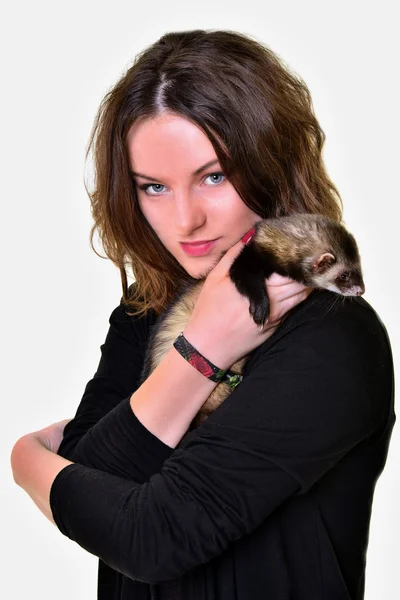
[[57, 295, 175, 478], [49, 297, 393, 584]]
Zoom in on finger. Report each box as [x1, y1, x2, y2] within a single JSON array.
[[210, 238, 248, 276], [281, 289, 311, 313], [282, 283, 310, 297], [265, 273, 299, 287], [266, 279, 308, 298], [210, 225, 257, 276]]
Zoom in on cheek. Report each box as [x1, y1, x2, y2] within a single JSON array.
[[138, 202, 173, 247], [137, 196, 150, 219], [234, 201, 262, 225], [138, 198, 159, 229]]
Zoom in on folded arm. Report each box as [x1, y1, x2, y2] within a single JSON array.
[[56, 299, 180, 479], [47, 300, 391, 584]]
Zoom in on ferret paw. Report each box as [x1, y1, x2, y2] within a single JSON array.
[[249, 298, 270, 327]]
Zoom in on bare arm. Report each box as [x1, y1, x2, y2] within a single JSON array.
[[130, 344, 218, 448]]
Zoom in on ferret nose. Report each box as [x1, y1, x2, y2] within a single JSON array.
[[355, 285, 365, 296]]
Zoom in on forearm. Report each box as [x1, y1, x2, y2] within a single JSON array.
[[11, 434, 74, 525], [58, 329, 221, 478], [130, 340, 219, 448]]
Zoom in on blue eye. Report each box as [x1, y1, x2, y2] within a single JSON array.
[[137, 183, 166, 195], [136, 171, 226, 196], [204, 172, 225, 185]]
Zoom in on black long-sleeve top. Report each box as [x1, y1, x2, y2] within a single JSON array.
[[51, 288, 396, 600]]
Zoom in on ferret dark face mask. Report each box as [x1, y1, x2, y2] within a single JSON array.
[[313, 251, 365, 297]]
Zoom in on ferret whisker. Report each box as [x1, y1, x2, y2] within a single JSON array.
[[322, 294, 339, 318]]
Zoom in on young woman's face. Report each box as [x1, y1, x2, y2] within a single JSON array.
[[127, 112, 262, 278]]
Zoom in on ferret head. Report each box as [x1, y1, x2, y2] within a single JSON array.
[[310, 225, 365, 297], [312, 253, 365, 296]]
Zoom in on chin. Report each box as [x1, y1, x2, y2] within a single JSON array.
[[185, 260, 220, 281], [183, 266, 207, 280]]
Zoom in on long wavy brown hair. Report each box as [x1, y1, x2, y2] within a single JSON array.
[[85, 29, 343, 318]]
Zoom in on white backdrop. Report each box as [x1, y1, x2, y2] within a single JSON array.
[[2, 1, 398, 598]]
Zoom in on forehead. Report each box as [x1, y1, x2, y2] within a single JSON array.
[[127, 114, 215, 165], [334, 227, 360, 263], [126, 114, 230, 184]]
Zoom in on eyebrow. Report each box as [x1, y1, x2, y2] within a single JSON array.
[[131, 159, 220, 183]]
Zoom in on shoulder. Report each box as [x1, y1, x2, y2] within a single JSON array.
[[231, 291, 394, 450], [249, 289, 391, 366], [287, 288, 386, 335], [103, 284, 159, 347], [245, 290, 394, 414]]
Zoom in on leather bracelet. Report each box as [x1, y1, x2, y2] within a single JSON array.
[[173, 332, 243, 389]]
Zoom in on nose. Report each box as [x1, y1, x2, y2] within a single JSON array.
[[351, 273, 365, 296], [174, 190, 207, 234], [355, 284, 365, 296]]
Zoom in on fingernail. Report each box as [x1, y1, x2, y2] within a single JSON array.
[[241, 227, 256, 245]]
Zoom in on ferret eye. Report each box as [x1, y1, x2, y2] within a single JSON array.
[[340, 271, 351, 281]]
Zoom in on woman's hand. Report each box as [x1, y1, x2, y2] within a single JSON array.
[[183, 237, 312, 369], [10, 420, 74, 525], [30, 418, 72, 453], [12, 417, 72, 459]]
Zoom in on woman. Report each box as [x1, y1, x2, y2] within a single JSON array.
[[11, 29, 395, 599]]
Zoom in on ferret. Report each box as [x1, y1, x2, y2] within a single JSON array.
[[139, 213, 365, 430]]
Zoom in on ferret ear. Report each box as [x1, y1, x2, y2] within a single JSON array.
[[313, 252, 336, 274]]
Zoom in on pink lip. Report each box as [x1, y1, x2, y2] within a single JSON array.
[[180, 239, 219, 256]]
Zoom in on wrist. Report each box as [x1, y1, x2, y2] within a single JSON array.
[[174, 331, 243, 389], [130, 344, 218, 447], [182, 325, 232, 371]]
